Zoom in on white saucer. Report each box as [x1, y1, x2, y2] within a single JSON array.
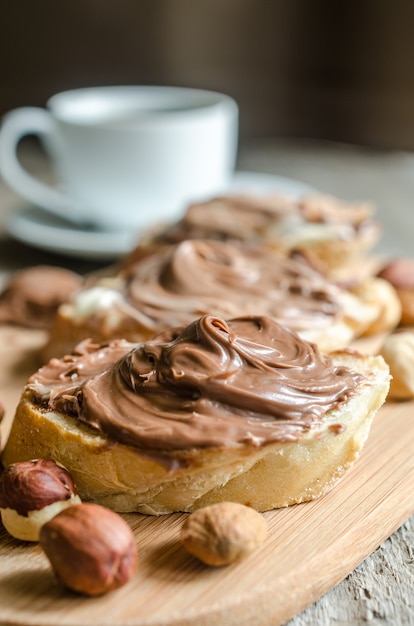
[[6, 171, 314, 261]]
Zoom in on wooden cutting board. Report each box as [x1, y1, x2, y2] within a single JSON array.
[[0, 326, 413, 626]]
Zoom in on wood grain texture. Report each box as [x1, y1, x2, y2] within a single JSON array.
[[286, 516, 414, 625], [0, 326, 413, 626]]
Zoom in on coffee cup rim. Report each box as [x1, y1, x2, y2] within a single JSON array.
[[47, 85, 238, 126]]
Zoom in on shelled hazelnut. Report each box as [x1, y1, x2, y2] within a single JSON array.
[[351, 277, 401, 335], [180, 502, 268, 566], [0, 459, 81, 541], [39, 503, 138, 596], [380, 330, 414, 399]]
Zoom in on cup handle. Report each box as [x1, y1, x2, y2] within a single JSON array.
[[0, 107, 76, 220]]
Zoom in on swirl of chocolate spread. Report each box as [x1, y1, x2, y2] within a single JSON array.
[[153, 194, 378, 245], [114, 240, 344, 333], [28, 316, 364, 460]]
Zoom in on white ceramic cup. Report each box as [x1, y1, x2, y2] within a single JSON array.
[[0, 86, 238, 231]]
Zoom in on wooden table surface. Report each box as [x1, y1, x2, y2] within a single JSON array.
[[0, 138, 413, 625]]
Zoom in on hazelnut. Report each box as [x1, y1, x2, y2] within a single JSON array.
[[39, 503, 137, 596], [0, 459, 81, 541], [0, 401, 4, 453], [180, 502, 268, 566], [380, 331, 414, 399], [351, 277, 402, 335], [377, 258, 414, 290], [396, 290, 414, 326], [377, 258, 414, 325], [0, 265, 83, 329]]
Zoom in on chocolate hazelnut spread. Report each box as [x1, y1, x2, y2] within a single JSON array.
[[69, 240, 350, 337], [27, 316, 364, 460], [153, 194, 379, 246]]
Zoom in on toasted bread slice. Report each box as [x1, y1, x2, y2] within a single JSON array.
[[2, 331, 390, 515]]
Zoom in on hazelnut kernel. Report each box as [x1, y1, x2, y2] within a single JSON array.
[[39, 503, 137, 596], [380, 331, 414, 399], [181, 501, 268, 566], [352, 277, 401, 336], [0, 459, 81, 541]]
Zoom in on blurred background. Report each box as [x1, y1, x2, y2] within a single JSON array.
[[2, 0, 414, 151]]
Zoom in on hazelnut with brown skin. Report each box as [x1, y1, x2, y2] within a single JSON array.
[[39, 503, 138, 596], [0, 459, 81, 541], [377, 258, 414, 325], [0, 265, 83, 329], [0, 401, 4, 454], [377, 258, 414, 289], [180, 502, 268, 566]]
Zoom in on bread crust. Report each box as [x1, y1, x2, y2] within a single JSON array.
[[1, 352, 390, 515]]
